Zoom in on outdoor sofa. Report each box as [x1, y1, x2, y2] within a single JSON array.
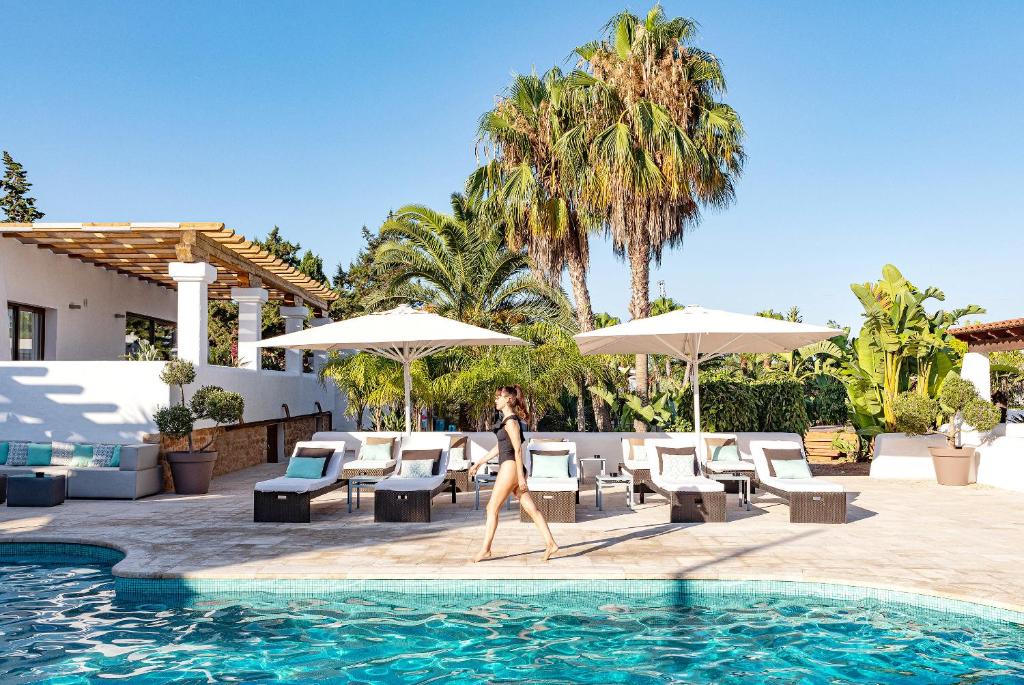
[[374, 436, 452, 522], [253, 441, 349, 523], [0, 440, 161, 500], [520, 440, 580, 523], [749, 438, 847, 524], [643, 438, 726, 523]]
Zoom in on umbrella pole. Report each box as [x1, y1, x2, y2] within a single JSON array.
[[403, 359, 412, 434]]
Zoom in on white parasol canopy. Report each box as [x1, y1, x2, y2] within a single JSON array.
[[258, 305, 528, 433], [574, 305, 842, 439]]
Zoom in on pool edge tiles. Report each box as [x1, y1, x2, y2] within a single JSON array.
[[113, 576, 1024, 626], [0, 540, 124, 565]]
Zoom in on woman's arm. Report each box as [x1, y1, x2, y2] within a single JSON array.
[[507, 421, 528, 491]]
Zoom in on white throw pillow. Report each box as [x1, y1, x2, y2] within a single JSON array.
[[396, 459, 433, 478], [661, 453, 694, 480]]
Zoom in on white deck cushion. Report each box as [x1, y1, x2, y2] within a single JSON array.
[[704, 461, 755, 473], [651, 475, 725, 493], [526, 477, 578, 492], [761, 476, 844, 493], [344, 459, 396, 470], [447, 459, 472, 471], [255, 475, 337, 494], [376, 446, 450, 492]]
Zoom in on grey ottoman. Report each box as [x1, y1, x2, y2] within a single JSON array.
[[7, 473, 66, 507]]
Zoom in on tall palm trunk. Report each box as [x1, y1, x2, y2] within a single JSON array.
[[564, 230, 612, 432], [628, 238, 651, 431]]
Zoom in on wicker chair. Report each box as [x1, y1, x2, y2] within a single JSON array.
[[342, 436, 401, 479], [374, 439, 453, 523], [643, 438, 727, 523], [520, 441, 579, 523], [619, 437, 656, 503], [748, 439, 847, 524], [254, 441, 349, 523]]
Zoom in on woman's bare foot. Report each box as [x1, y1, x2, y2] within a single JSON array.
[[542, 543, 559, 562], [473, 550, 493, 563]]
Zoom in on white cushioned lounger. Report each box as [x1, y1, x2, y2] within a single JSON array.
[[643, 438, 726, 522], [255, 441, 347, 494], [373, 435, 453, 522], [748, 439, 847, 524], [253, 441, 349, 523]]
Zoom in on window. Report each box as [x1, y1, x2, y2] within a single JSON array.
[[8, 303, 45, 361], [125, 312, 176, 359]]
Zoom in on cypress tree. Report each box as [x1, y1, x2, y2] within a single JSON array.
[[0, 151, 45, 222]]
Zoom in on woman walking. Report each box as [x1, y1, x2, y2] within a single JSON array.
[[468, 385, 559, 562]]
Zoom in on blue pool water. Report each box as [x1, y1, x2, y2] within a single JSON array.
[[1, 558, 1022, 684]]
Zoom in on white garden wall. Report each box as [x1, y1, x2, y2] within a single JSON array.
[[0, 361, 347, 443], [0, 238, 177, 361]]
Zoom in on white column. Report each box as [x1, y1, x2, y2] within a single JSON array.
[[311, 315, 331, 376], [279, 305, 309, 374], [961, 351, 992, 401], [0, 246, 10, 361], [231, 287, 269, 370], [169, 262, 217, 365]]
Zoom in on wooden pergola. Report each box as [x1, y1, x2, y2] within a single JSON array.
[[0, 222, 335, 311], [950, 319, 1024, 353]]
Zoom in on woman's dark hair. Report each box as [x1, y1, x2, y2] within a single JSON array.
[[496, 385, 530, 422]]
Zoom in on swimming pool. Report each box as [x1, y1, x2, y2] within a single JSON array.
[[1, 547, 1022, 684]]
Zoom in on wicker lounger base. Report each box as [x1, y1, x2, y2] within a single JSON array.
[[762, 482, 847, 524], [374, 481, 455, 523], [343, 464, 396, 479], [649, 483, 726, 523], [520, 489, 576, 523], [446, 468, 471, 493], [620, 463, 655, 503], [253, 480, 346, 523]]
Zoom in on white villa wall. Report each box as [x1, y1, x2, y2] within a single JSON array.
[[0, 238, 177, 361], [0, 361, 347, 443], [871, 429, 1024, 491]]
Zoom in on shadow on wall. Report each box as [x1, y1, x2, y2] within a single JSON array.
[[0, 364, 155, 444]]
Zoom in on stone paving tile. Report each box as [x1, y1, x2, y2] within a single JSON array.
[[1, 462, 1023, 610]]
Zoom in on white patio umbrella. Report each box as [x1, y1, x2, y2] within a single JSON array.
[[574, 305, 842, 441], [257, 305, 528, 433]]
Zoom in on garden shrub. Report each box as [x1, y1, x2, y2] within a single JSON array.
[[752, 375, 810, 434], [804, 374, 850, 426], [893, 392, 938, 435], [678, 371, 760, 432]]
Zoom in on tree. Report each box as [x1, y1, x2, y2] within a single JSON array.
[[0, 151, 45, 222], [298, 249, 327, 284], [370, 194, 567, 331], [572, 6, 745, 428], [331, 226, 386, 320], [253, 226, 301, 268]]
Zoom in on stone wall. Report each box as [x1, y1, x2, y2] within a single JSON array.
[[149, 424, 268, 491], [283, 416, 318, 457]]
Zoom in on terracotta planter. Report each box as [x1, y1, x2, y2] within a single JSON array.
[[928, 446, 975, 486], [166, 451, 218, 495]]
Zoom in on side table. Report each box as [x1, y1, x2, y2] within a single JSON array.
[[7, 473, 66, 507], [473, 474, 512, 512], [347, 475, 384, 513], [595, 473, 634, 511]]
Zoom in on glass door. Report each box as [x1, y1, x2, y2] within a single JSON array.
[[8, 303, 45, 360]]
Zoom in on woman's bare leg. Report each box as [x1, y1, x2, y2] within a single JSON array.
[[517, 490, 559, 561], [474, 462, 518, 562]]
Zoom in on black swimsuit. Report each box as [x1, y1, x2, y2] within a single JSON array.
[[494, 415, 526, 467]]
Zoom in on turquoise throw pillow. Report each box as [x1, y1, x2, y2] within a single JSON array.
[[772, 458, 812, 479], [27, 443, 53, 466], [532, 454, 570, 478], [712, 444, 740, 461], [286, 456, 327, 479], [71, 444, 95, 467], [0, 442, 7, 465], [361, 442, 392, 461], [111, 445, 122, 468]]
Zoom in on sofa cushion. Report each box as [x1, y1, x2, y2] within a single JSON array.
[[51, 441, 75, 466], [91, 444, 121, 468], [71, 444, 94, 468], [0, 442, 7, 465], [6, 442, 29, 467], [27, 443, 53, 466]]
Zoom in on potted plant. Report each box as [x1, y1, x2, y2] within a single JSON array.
[[153, 359, 245, 494], [893, 374, 1001, 486]]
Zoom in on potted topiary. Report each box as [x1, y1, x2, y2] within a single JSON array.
[[893, 374, 1001, 486], [153, 359, 245, 494]]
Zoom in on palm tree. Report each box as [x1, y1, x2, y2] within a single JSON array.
[[370, 194, 566, 331], [572, 6, 745, 427], [471, 70, 613, 430]]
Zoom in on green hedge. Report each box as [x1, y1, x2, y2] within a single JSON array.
[[804, 374, 850, 426], [676, 372, 808, 434]]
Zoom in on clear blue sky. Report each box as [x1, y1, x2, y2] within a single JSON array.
[[4, 1, 1022, 328]]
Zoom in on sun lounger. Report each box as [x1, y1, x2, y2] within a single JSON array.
[[619, 437, 656, 503], [374, 440, 452, 522], [749, 439, 847, 524], [444, 434, 473, 492], [342, 435, 400, 478], [253, 441, 348, 523], [520, 440, 579, 523], [643, 438, 726, 523]]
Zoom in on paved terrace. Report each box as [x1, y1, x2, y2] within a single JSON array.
[[1, 464, 1021, 612]]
